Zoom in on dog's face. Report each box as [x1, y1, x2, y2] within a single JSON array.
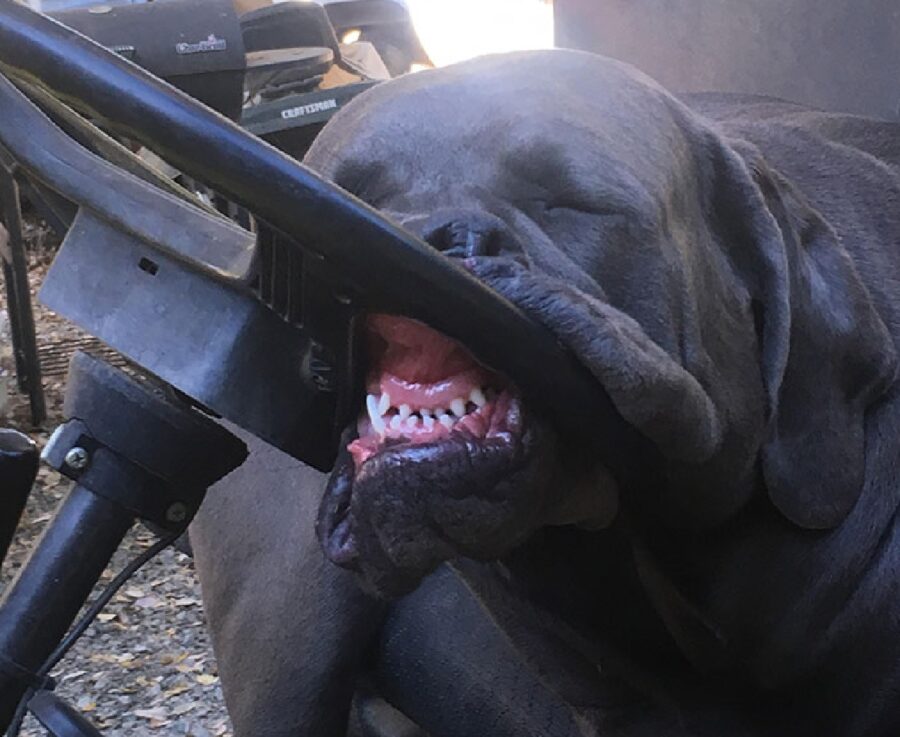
[[307, 51, 896, 596]]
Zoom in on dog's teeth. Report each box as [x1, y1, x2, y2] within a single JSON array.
[[450, 398, 466, 417], [470, 387, 487, 408], [419, 407, 432, 418], [367, 394, 387, 436], [399, 404, 411, 420], [434, 407, 446, 418], [390, 415, 404, 431], [438, 414, 454, 429], [406, 416, 419, 430], [378, 393, 391, 415], [423, 415, 435, 430]]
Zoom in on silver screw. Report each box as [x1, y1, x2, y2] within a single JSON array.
[[64, 447, 90, 471], [166, 502, 188, 524]]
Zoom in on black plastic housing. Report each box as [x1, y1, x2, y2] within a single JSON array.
[[50, 0, 247, 120]]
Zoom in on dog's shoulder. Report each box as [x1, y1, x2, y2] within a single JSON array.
[[681, 91, 811, 123], [682, 91, 900, 172]]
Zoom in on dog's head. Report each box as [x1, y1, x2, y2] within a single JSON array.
[[307, 51, 896, 596]]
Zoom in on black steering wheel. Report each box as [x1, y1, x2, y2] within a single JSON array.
[[0, 1, 615, 471]]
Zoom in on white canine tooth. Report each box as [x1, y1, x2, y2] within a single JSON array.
[[378, 393, 391, 415], [423, 415, 435, 430], [406, 416, 419, 430], [420, 407, 432, 418], [366, 394, 387, 436], [399, 403, 412, 420], [390, 415, 403, 430], [470, 387, 487, 408], [438, 414, 454, 429], [450, 398, 466, 417]]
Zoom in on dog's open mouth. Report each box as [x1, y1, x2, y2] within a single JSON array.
[[318, 311, 554, 595], [348, 314, 521, 469]]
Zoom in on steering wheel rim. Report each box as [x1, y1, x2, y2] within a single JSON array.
[[0, 2, 625, 463]]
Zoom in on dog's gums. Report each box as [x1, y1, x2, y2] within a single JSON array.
[[349, 314, 519, 469]]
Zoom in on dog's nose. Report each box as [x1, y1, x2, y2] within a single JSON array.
[[396, 210, 516, 259]]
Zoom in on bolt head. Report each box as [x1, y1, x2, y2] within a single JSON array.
[[166, 502, 189, 524], [64, 447, 90, 472]]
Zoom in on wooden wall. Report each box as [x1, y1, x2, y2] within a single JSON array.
[[554, 0, 900, 119]]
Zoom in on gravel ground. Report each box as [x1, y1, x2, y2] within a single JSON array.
[[0, 221, 233, 737]]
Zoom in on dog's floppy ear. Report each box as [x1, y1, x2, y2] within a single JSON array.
[[707, 138, 897, 529]]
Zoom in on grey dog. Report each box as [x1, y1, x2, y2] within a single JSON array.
[[191, 50, 900, 736]]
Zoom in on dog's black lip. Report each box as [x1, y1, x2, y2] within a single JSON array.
[[318, 434, 358, 566], [328, 516, 357, 566], [322, 425, 514, 546], [317, 393, 559, 601]]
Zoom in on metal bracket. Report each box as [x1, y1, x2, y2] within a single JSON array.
[[42, 352, 248, 533]]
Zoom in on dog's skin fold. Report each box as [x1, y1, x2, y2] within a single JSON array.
[[191, 51, 900, 736]]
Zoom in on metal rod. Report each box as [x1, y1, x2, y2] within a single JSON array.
[[0, 172, 26, 391], [0, 169, 44, 425], [1, 260, 24, 381], [0, 485, 133, 730]]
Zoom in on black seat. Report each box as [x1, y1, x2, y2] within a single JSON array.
[[240, 1, 342, 61]]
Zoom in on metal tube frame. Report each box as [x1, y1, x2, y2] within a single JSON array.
[[0, 162, 45, 426], [0, 485, 134, 730]]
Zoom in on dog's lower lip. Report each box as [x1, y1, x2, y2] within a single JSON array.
[[328, 516, 357, 566]]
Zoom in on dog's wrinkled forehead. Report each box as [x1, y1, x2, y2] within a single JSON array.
[[305, 51, 702, 215]]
